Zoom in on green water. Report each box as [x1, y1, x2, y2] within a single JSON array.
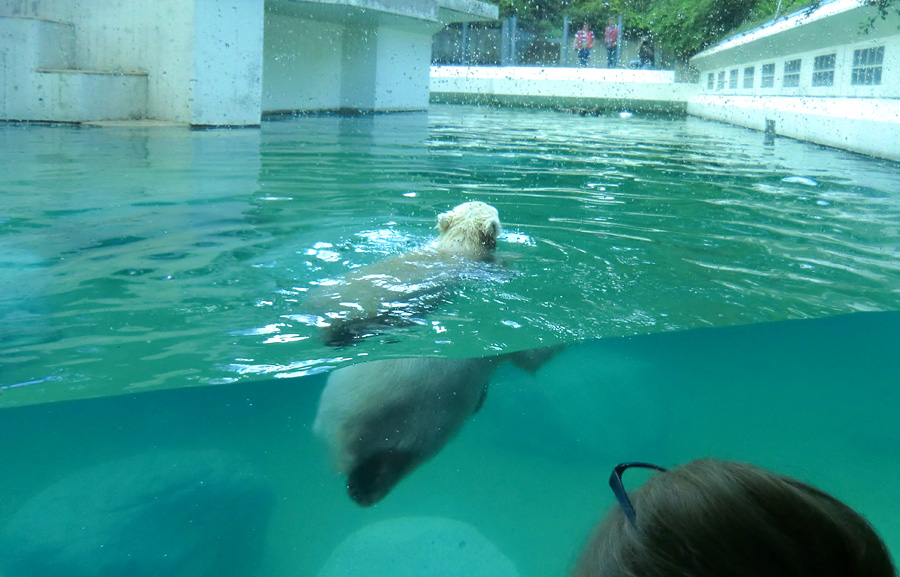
[[2, 106, 900, 405], [0, 314, 898, 576], [1, 106, 899, 575]]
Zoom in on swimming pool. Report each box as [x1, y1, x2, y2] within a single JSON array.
[[1, 105, 899, 575], [3, 105, 899, 404]]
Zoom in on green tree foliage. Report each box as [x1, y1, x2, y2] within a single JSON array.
[[496, 0, 899, 60], [861, 0, 900, 31], [607, 0, 815, 59]]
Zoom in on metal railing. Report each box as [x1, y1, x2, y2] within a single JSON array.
[[432, 17, 663, 70]]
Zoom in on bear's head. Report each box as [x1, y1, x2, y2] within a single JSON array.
[[433, 201, 501, 261]]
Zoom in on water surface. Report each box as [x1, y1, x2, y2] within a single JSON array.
[[2, 105, 899, 405]]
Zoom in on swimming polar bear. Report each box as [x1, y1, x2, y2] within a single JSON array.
[[304, 202, 501, 347], [427, 200, 501, 261], [313, 347, 560, 507], [313, 356, 498, 506]]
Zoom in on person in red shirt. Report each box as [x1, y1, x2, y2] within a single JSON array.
[[604, 17, 619, 67], [574, 22, 594, 67]]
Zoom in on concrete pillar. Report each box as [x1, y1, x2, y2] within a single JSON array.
[[500, 18, 509, 65], [340, 23, 433, 112], [615, 15, 623, 68], [190, 0, 264, 125], [461, 22, 469, 65], [510, 15, 517, 65], [262, 13, 343, 113], [341, 23, 379, 111]]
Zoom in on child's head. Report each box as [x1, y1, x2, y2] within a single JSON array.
[[574, 459, 896, 577]]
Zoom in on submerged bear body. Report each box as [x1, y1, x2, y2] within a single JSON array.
[[313, 356, 499, 506]]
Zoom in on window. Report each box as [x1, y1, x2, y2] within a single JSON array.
[[729, 69, 739, 89], [783, 59, 801, 87], [707, 73, 714, 90], [812, 54, 836, 87], [717, 71, 725, 90], [851, 46, 884, 85], [743, 66, 755, 89], [761, 63, 775, 88]]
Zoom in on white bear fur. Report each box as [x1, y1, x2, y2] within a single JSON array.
[[313, 356, 499, 506], [304, 202, 501, 346], [429, 201, 501, 261], [313, 346, 561, 506]]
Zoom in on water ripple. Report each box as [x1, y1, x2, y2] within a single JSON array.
[[2, 106, 900, 405]]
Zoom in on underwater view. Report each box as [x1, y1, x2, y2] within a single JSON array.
[[1, 105, 899, 576]]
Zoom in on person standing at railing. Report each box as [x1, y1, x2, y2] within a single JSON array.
[[638, 36, 654, 69], [604, 18, 619, 67], [574, 22, 594, 67]]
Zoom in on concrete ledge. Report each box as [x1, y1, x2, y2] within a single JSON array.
[[433, 65, 678, 83], [37, 68, 148, 76], [268, 0, 495, 25], [436, 0, 498, 23], [687, 95, 900, 162], [430, 65, 697, 112], [0, 16, 74, 72], [24, 70, 148, 122]]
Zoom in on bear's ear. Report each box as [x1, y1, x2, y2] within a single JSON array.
[[481, 219, 500, 242], [437, 211, 453, 232]]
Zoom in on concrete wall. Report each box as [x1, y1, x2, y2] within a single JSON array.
[[2, 0, 495, 123], [0, 16, 148, 121], [261, 0, 498, 115], [695, 26, 900, 99], [430, 65, 698, 112], [191, 0, 264, 125], [370, 26, 433, 110], [688, 95, 900, 161], [263, 13, 344, 112], [263, 7, 440, 114], [0, 0, 263, 124], [688, 0, 900, 162], [1, 0, 194, 121]]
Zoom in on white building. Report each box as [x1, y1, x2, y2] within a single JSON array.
[[0, 0, 497, 126], [688, 0, 900, 162]]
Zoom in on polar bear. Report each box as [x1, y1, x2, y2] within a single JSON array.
[[313, 347, 560, 507], [304, 202, 501, 347], [313, 356, 499, 506], [427, 201, 501, 261]]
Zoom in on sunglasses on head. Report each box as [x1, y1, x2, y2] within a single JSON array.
[[609, 462, 668, 526]]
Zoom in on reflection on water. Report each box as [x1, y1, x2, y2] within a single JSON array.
[[2, 106, 900, 406], [1, 313, 897, 576]]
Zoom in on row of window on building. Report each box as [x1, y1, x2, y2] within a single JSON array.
[[705, 46, 884, 91]]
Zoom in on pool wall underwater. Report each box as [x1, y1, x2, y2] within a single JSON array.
[[1, 312, 898, 577]]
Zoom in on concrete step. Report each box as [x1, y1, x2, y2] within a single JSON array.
[[1, 16, 148, 122], [0, 16, 75, 70], [31, 69, 149, 122]]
